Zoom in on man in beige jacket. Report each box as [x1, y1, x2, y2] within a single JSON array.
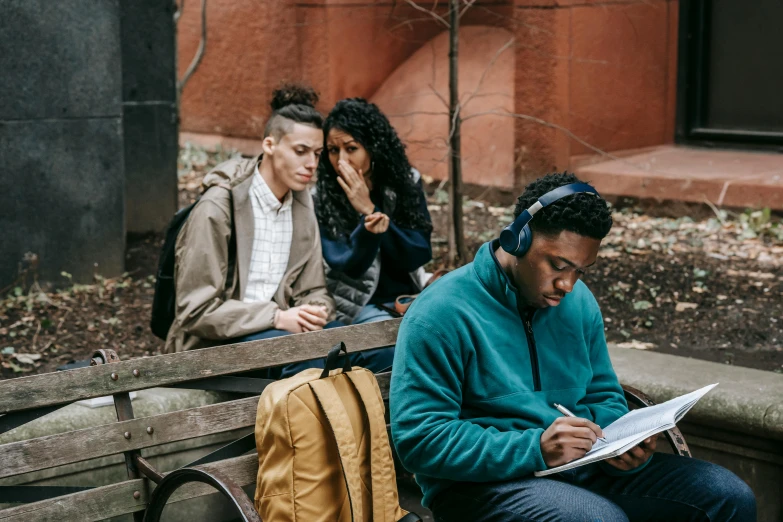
[[165, 87, 339, 376]]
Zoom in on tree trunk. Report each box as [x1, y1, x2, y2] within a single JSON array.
[[448, 0, 467, 264]]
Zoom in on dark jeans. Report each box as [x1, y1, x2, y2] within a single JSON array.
[[430, 453, 756, 522], [235, 321, 395, 379]]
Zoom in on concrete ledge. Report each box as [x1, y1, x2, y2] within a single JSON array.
[[608, 345, 783, 440], [609, 345, 783, 522], [574, 146, 783, 210]]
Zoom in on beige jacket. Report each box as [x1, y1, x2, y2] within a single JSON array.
[[164, 156, 335, 353]]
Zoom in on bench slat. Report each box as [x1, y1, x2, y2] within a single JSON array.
[[0, 476, 146, 522], [0, 320, 400, 414], [0, 397, 259, 479], [376, 372, 390, 400], [0, 455, 257, 522]]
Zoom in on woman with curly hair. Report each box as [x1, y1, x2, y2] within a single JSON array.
[[314, 98, 433, 333]]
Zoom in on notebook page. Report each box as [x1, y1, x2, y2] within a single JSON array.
[[534, 384, 718, 477], [597, 383, 718, 443]]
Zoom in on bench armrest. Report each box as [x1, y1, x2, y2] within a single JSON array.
[[622, 385, 692, 458], [143, 467, 261, 522]]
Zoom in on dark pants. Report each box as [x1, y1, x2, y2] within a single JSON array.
[[431, 453, 756, 522], [235, 321, 395, 379]]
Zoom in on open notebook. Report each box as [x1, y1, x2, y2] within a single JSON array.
[[534, 383, 718, 477]]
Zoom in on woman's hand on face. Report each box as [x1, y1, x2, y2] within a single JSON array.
[[364, 212, 390, 234], [335, 159, 375, 216]]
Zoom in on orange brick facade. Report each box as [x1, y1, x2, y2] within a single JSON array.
[[177, 0, 679, 188]]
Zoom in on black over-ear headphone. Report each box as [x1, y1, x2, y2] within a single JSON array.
[[499, 183, 599, 257]]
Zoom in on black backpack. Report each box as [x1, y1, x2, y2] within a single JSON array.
[[150, 189, 234, 340]]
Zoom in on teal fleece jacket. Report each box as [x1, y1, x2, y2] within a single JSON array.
[[390, 241, 630, 508]]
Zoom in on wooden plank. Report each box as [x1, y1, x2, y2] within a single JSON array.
[[0, 477, 147, 522], [376, 372, 391, 400], [0, 320, 400, 414], [0, 455, 257, 522], [0, 397, 259, 479]]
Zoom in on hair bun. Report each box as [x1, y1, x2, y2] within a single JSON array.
[[270, 84, 319, 111]]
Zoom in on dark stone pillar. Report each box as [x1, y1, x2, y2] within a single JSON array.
[[120, 0, 178, 234], [0, 0, 125, 285]]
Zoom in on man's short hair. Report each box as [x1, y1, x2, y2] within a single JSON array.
[[513, 172, 613, 240], [264, 84, 323, 140]]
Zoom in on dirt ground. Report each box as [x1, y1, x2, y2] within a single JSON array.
[[1, 149, 781, 378]]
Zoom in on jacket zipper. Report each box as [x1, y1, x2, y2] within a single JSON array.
[[522, 310, 542, 392]]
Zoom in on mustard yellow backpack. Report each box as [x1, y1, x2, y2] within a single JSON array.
[[254, 342, 420, 521]]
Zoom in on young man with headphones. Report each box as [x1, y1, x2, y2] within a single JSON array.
[[389, 173, 755, 521]]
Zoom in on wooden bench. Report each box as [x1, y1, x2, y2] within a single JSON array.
[[0, 319, 690, 521]]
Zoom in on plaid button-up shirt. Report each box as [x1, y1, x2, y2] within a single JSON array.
[[243, 167, 293, 303]]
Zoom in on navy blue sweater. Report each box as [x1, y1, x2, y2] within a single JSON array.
[[320, 181, 433, 305]]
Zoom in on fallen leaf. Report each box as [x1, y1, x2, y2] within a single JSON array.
[[8, 361, 27, 373], [675, 302, 699, 312], [633, 300, 653, 311], [14, 353, 42, 364], [616, 340, 656, 350]]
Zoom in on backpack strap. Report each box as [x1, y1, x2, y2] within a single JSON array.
[[309, 379, 363, 522], [220, 184, 238, 295], [346, 370, 404, 522]]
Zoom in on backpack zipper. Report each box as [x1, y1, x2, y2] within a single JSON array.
[[522, 310, 542, 391]]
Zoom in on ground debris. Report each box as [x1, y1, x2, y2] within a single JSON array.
[[2, 147, 781, 378]]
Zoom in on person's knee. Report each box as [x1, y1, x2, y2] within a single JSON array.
[[551, 501, 627, 522], [697, 463, 756, 519], [577, 502, 628, 522], [734, 480, 757, 515], [718, 471, 756, 516]]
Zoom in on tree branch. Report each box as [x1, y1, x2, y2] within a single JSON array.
[[459, 0, 478, 18], [178, 0, 207, 97], [386, 110, 450, 118], [387, 16, 430, 33], [461, 37, 515, 110], [429, 85, 450, 109], [405, 0, 450, 28], [463, 109, 627, 162]]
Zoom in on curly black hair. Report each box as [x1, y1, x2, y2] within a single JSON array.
[[514, 172, 612, 240], [264, 84, 322, 139], [314, 98, 432, 240]]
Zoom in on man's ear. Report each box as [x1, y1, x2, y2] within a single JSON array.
[[262, 136, 276, 156]]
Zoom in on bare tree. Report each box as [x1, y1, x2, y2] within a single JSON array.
[[402, 0, 467, 264], [387, 1, 644, 266], [447, 0, 467, 263]]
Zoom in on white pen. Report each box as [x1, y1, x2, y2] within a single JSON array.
[[553, 403, 607, 442]]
